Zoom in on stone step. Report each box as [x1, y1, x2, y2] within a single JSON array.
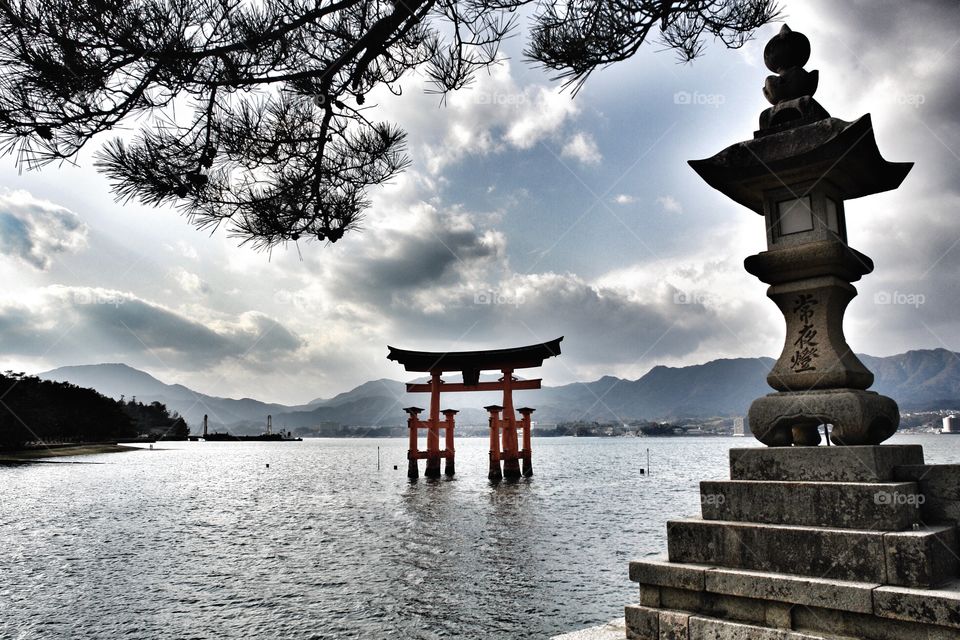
[[629, 558, 879, 614], [666, 518, 958, 587], [895, 464, 960, 524], [874, 579, 960, 630], [629, 560, 960, 638], [699, 480, 922, 530], [729, 445, 924, 482], [625, 605, 856, 640]]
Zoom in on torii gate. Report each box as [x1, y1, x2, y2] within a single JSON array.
[[387, 337, 563, 480]]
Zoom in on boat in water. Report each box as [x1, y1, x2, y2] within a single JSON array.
[[187, 414, 302, 442]]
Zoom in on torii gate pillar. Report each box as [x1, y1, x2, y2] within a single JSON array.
[[519, 407, 535, 477], [500, 368, 522, 480], [442, 409, 458, 477], [486, 405, 503, 481], [404, 406, 423, 479], [425, 371, 442, 478]]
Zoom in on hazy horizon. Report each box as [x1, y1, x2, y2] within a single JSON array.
[[36, 345, 960, 407]]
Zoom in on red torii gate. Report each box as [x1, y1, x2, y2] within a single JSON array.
[[387, 337, 563, 480]]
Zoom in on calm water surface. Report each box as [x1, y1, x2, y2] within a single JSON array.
[[2, 434, 958, 639]]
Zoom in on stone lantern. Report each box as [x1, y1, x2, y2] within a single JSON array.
[[624, 25, 960, 640], [689, 25, 912, 446]]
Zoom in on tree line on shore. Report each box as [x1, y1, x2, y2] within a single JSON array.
[[0, 372, 188, 449]]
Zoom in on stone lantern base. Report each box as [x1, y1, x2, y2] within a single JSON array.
[[748, 389, 900, 446], [626, 446, 960, 640], [740, 240, 902, 447]]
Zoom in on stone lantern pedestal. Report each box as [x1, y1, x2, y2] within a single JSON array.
[[626, 446, 960, 640], [620, 25, 960, 640], [743, 233, 901, 446]]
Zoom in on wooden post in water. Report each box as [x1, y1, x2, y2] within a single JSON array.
[[425, 371, 442, 478], [442, 409, 458, 476], [404, 406, 423, 479], [485, 405, 503, 481], [518, 407, 535, 477]]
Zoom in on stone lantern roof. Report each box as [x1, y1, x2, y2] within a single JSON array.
[[687, 24, 912, 215]]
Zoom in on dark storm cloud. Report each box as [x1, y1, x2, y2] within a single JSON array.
[[74, 298, 235, 358], [362, 224, 499, 290], [813, 0, 960, 176], [313, 193, 768, 372], [327, 208, 504, 305], [377, 273, 748, 370], [0, 288, 303, 369]]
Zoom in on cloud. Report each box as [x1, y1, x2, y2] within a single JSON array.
[[0, 190, 87, 270], [173, 268, 210, 296], [166, 240, 199, 260], [613, 194, 636, 205], [561, 132, 602, 166], [656, 195, 683, 215], [504, 86, 580, 149], [369, 263, 777, 384], [304, 188, 778, 383], [0, 286, 302, 370], [325, 200, 508, 306], [378, 60, 582, 174]]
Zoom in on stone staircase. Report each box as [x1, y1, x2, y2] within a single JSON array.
[[626, 445, 960, 639]]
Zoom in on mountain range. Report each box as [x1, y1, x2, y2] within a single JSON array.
[[39, 349, 960, 432]]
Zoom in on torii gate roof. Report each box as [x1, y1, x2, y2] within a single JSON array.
[[387, 337, 563, 381]]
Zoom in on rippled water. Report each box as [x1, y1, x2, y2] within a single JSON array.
[[2, 434, 957, 639]]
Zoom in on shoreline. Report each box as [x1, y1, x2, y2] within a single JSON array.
[[0, 443, 141, 463]]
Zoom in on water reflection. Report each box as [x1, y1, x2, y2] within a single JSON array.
[[0, 434, 952, 639]]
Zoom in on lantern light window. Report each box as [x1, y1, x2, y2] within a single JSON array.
[[777, 196, 814, 236]]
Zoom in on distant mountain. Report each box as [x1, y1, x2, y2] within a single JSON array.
[[38, 349, 960, 432], [538, 357, 776, 422], [555, 349, 960, 421], [38, 363, 291, 430], [311, 378, 407, 408], [861, 349, 960, 409]]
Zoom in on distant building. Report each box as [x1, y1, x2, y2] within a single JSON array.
[[943, 415, 958, 434], [733, 416, 749, 437]]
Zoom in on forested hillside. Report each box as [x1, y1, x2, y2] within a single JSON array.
[[0, 371, 186, 449]]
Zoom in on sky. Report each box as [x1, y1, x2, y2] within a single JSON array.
[[0, 0, 958, 404]]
